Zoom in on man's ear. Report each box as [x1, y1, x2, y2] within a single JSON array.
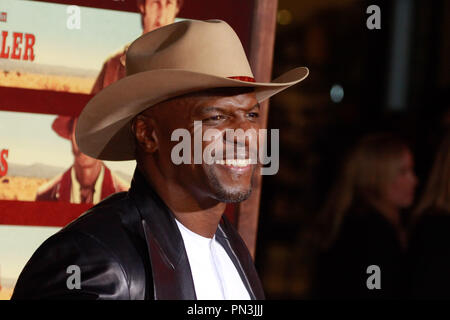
[[133, 115, 159, 153]]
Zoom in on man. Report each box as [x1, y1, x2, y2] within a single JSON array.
[[12, 19, 308, 300], [35, 116, 128, 204], [92, 0, 183, 93]]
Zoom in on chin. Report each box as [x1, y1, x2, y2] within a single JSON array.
[[75, 154, 99, 168], [204, 164, 255, 203], [211, 185, 253, 203]]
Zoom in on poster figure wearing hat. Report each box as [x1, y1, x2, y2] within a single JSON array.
[[91, 0, 184, 94], [35, 116, 129, 204], [35, 0, 184, 204]]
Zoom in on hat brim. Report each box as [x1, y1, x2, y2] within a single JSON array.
[[76, 67, 309, 161]]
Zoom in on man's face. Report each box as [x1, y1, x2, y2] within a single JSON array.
[[139, 0, 180, 33], [141, 89, 261, 203]]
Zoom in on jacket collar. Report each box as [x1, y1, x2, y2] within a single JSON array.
[[127, 168, 264, 300], [128, 168, 195, 299]]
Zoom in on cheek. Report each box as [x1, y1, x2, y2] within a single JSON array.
[[202, 137, 223, 162], [155, 125, 179, 165], [386, 176, 415, 205]]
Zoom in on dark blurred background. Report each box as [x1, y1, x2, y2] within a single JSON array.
[[255, 0, 450, 299]]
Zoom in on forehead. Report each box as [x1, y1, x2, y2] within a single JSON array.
[[142, 87, 258, 120], [187, 88, 258, 113]]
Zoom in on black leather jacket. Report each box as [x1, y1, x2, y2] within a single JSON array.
[[11, 169, 265, 300]]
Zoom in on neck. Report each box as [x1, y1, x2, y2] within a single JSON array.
[[366, 197, 407, 249], [172, 203, 226, 239], [74, 161, 102, 188], [137, 164, 226, 238]]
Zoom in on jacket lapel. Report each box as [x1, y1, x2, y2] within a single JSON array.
[[128, 169, 196, 300], [216, 218, 266, 300], [142, 220, 196, 300], [100, 165, 116, 200], [58, 167, 72, 202]]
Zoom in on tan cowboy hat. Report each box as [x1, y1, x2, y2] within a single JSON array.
[[76, 19, 309, 161]]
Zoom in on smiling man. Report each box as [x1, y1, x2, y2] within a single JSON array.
[[12, 19, 308, 300], [136, 87, 261, 208]]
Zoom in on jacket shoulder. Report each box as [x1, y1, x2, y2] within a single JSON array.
[[12, 228, 129, 299], [64, 192, 130, 233], [12, 192, 150, 300]]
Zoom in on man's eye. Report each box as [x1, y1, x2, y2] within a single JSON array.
[[247, 112, 259, 118], [207, 115, 225, 121]]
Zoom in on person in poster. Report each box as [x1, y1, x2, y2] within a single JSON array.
[[35, 116, 129, 203], [92, 0, 184, 93], [35, 0, 184, 204]]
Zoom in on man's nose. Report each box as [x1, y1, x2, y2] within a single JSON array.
[[232, 114, 260, 131], [223, 118, 259, 147]]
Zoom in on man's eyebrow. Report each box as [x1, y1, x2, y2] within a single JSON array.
[[197, 103, 260, 114], [198, 106, 225, 114], [252, 103, 261, 111]]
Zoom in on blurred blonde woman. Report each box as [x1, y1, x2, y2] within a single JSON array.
[[312, 133, 417, 299], [408, 131, 450, 298]]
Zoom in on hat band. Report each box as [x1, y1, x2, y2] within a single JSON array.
[[228, 76, 255, 83]]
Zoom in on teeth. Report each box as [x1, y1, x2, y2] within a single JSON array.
[[215, 159, 250, 167]]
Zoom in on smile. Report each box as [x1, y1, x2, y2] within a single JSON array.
[[215, 159, 252, 167]]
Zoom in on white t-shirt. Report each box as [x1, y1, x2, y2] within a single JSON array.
[[175, 219, 251, 300]]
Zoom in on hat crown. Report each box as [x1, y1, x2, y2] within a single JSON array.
[[125, 19, 253, 78]]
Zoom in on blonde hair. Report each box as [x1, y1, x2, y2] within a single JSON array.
[[313, 133, 409, 249], [413, 132, 450, 220]]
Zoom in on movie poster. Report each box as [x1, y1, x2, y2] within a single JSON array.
[[0, 0, 143, 299], [0, 0, 143, 199]]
